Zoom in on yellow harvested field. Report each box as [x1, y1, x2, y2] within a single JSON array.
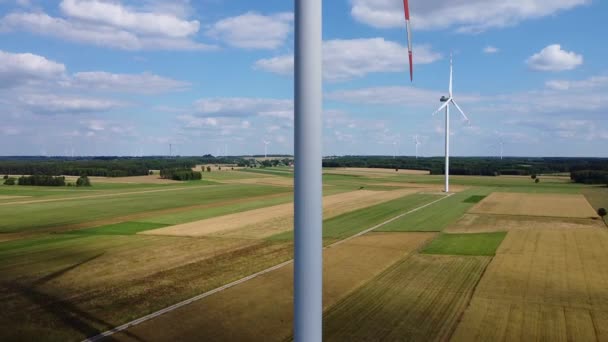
[[0, 195, 30, 200], [469, 192, 599, 218], [451, 228, 608, 341], [143, 189, 417, 238], [87, 175, 179, 184], [324, 254, 491, 342], [115, 232, 435, 342], [218, 176, 293, 187], [446, 213, 605, 233]]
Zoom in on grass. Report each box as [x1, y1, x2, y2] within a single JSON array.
[[0, 183, 290, 234], [268, 193, 444, 241], [376, 187, 495, 232], [422, 232, 507, 256], [64, 221, 169, 236], [464, 195, 486, 203], [323, 254, 491, 342], [583, 185, 608, 225]]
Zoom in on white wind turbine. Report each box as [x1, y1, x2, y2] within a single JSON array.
[[263, 140, 270, 158], [414, 135, 421, 159], [392, 140, 399, 159], [432, 55, 471, 193]]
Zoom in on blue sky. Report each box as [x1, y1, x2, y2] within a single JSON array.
[[0, 0, 606, 157]]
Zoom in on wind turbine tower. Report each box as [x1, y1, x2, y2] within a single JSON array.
[[263, 140, 270, 158], [414, 135, 421, 159], [431, 55, 471, 193]]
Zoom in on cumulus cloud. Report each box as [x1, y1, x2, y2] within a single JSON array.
[[483, 46, 499, 54], [0, 2, 214, 51], [526, 44, 583, 71], [69, 71, 190, 93], [0, 50, 65, 87], [194, 98, 293, 118], [350, 0, 589, 32], [545, 76, 608, 90], [207, 12, 293, 49], [59, 0, 199, 38], [255, 38, 441, 81]]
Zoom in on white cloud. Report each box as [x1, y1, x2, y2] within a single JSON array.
[[0, 10, 213, 51], [326, 86, 480, 106], [255, 38, 441, 81], [351, 0, 589, 32], [194, 98, 293, 118], [177, 115, 219, 128], [0, 50, 65, 87], [17, 94, 124, 114], [59, 0, 199, 38], [526, 44, 583, 71], [483, 46, 499, 54], [69, 71, 190, 93], [207, 12, 293, 49], [545, 76, 608, 90]]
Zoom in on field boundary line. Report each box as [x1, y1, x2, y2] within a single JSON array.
[[82, 192, 454, 342]]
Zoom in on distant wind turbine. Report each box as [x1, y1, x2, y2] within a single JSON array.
[[414, 135, 421, 159], [263, 140, 270, 158], [431, 54, 472, 193]]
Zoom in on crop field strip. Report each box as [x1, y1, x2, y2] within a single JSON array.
[[375, 187, 495, 232], [469, 192, 599, 218], [446, 213, 605, 233], [322, 254, 491, 342], [143, 189, 419, 238], [111, 233, 436, 342], [451, 228, 608, 341]]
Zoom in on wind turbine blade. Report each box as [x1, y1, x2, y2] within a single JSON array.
[[451, 99, 470, 123], [449, 54, 453, 96], [432, 100, 450, 116], [402, 0, 413, 81]]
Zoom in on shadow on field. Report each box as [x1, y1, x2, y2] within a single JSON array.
[[5, 253, 145, 342]]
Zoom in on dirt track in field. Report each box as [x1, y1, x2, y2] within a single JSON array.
[[469, 192, 599, 218], [446, 213, 605, 233], [451, 228, 608, 341], [114, 232, 435, 342], [142, 189, 418, 238], [0, 195, 31, 200]]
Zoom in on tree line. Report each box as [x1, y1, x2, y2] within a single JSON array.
[[160, 168, 202, 181]]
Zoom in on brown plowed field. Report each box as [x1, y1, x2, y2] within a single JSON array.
[[451, 228, 608, 341], [114, 232, 436, 342], [143, 189, 417, 238], [469, 192, 598, 218]]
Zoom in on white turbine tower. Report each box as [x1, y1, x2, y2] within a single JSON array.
[[414, 135, 421, 159], [263, 140, 270, 158], [392, 141, 399, 159], [432, 55, 471, 193]]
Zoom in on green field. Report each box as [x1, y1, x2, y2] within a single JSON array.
[[422, 232, 507, 256], [268, 193, 444, 241], [376, 188, 495, 232]]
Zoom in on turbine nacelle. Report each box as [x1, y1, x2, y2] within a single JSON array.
[[440, 96, 450, 102]]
